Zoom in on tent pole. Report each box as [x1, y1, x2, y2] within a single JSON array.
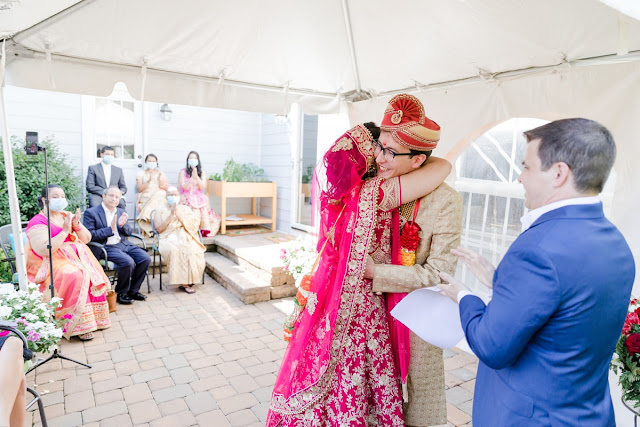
[[0, 86, 28, 290], [340, 0, 362, 94]]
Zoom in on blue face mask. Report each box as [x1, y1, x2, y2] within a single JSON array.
[[187, 158, 199, 168], [49, 198, 68, 212], [146, 162, 157, 170], [103, 155, 114, 165], [167, 196, 180, 206]]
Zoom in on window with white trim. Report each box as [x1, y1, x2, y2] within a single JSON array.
[[94, 83, 136, 159], [453, 117, 616, 295]]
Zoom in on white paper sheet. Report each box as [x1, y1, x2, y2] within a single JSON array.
[[225, 215, 244, 221], [390, 287, 464, 349]]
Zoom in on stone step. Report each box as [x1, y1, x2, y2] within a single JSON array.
[[204, 253, 272, 304], [211, 233, 295, 289]]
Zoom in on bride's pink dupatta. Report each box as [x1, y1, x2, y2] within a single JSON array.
[[268, 124, 382, 422]]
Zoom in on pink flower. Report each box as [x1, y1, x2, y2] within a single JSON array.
[[27, 330, 41, 342], [63, 314, 73, 320], [623, 312, 640, 335]]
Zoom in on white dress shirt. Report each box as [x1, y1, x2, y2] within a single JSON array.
[[101, 203, 121, 245], [457, 196, 601, 303], [101, 161, 112, 187]]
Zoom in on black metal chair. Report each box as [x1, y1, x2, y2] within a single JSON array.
[[82, 210, 150, 293], [87, 234, 151, 294], [0, 321, 48, 427]]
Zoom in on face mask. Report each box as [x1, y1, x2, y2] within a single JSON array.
[[103, 155, 114, 165], [188, 158, 199, 168], [49, 198, 68, 212], [146, 162, 157, 170], [167, 196, 180, 206]]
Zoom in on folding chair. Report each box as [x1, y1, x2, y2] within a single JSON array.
[[0, 321, 48, 427]]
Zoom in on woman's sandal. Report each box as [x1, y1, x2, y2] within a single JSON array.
[[180, 285, 196, 294], [78, 332, 95, 341]]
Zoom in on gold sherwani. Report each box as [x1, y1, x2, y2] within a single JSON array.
[[372, 183, 463, 427], [157, 204, 206, 285]]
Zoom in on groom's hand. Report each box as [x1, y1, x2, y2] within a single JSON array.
[[364, 255, 375, 280], [439, 271, 470, 303]]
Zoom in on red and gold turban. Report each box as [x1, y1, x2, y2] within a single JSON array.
[[380, 94, 440, 151]]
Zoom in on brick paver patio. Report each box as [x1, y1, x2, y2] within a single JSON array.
[[25, 275, 477, 427]]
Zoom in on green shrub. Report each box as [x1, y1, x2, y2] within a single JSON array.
[[209, 158, 266, 182], [0, 135, 83, 227]]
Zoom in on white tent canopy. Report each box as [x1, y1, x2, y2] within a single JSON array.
[[2, 0, 640, 113], [1, 0, 640, 288]]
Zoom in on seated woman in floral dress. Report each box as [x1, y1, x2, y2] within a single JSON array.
[[136, 153, 169, 237], [177, 151, 220, 237], [25, 185, 111, 341]]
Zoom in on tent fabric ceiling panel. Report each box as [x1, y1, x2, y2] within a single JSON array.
[[2, 0, 640, 113]]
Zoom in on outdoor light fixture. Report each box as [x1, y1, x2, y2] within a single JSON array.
[[160, 103, 173, 121], [274, 114, 288, 125]]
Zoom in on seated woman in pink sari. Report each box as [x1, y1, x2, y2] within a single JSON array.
[[25, 185, 111, 341], [177, 151, 220, 237], [267, 118, 451, 425]]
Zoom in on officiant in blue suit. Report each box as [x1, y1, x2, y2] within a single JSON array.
[[440, 118, 635, 426], [86, 146, 127, 208]]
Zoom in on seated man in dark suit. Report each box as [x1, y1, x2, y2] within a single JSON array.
[[83, 186, 150, 304], [86, 146, 127, 208]]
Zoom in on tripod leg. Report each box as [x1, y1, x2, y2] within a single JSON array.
[[54, 352, 92, 369]]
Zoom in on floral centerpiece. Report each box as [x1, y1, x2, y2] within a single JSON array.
[[611, 297, 640, 407], [0, 283, 68, 355], [279, 237, 318, 341]]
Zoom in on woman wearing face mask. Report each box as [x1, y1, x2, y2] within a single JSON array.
[[177, 151, 220, 237], [153, 187, 206, 294], [24, 185, 111, 341], [136, 153, 169, 237]]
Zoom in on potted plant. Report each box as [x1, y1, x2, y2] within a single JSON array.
[[0, 283, 69, 370], [208, 158, 277, 234]]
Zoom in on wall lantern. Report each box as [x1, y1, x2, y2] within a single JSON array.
[[160, 103, 173, 121]]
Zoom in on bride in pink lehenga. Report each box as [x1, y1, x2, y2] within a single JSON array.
[[267, 121, 451, 426]]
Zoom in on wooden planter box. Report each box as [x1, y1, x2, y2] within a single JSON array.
[[208, 181, 277, 234]]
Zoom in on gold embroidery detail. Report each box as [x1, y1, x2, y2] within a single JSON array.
[[331, 136, 353, 152], [391, 110, 403, 124]]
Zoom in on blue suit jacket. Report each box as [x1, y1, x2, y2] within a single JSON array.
[[82, 205, 133, 253], [460, 203, 635, 426]]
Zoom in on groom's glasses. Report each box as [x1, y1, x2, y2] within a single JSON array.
[[373, 139, 414, 161]]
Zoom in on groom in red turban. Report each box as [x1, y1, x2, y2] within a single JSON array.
[[365, 93, 464, 427]]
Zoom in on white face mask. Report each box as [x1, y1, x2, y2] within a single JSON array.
[[167, 196, 180, 206], [146, 162, 157, 170], [188, 158, 199, 168], [103, 155, 114, 165], [49, 198, 68, 212]]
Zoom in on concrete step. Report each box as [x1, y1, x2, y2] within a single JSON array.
[[204, 252, 273, 304], [211, 233, 295, 290]]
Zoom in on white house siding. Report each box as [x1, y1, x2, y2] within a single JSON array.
[[259, 114, 294, 232], [4, 86, 84, 178], [146, 102, 264, 216], [3, 86, 296, 232]]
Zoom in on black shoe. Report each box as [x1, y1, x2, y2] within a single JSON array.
[[116, 293, 134, 304], [128, 292, 147, 301]]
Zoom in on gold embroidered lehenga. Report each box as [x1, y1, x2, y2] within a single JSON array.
[[267, 125, 406, 426]]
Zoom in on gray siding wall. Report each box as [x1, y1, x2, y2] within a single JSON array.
[[259, 115, 293, 232], [4, 86, 84, 177], [3, 87, 295, 232]]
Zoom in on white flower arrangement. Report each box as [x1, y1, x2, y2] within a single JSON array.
[[0, 284, 68, 354], [279, 237, 318, 288]]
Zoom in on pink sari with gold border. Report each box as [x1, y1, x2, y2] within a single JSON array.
[[267, 125, 405, 426], [25, 214, 111, 339]]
